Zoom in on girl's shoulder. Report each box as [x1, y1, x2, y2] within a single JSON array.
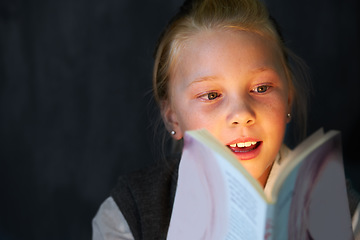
[[92, 197, 134, 240], [93, 158, 181, 240], [110, 158, 180, 239]]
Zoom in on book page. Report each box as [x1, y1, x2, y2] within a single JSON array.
[[167, 130, 268, 240], [221, 157, 268, 240], [272, 130, 354, 239], [271, 162, 302, 239], [270, 128, 325, 200]]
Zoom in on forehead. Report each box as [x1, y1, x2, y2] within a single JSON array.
[[169, 29, 285, 85]]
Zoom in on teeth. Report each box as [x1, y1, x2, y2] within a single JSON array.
[[232, 142, 257, 148], [237, 142, 245, 147]]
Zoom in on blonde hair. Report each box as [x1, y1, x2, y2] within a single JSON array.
[[153, 0, 309, 142]]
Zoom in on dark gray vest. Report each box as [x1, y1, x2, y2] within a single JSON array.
[[111, 159, 179, 240]]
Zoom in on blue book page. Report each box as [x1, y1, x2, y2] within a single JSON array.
[[272, 131, 354, 239]]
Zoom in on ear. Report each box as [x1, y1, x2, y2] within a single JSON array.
[[161, 100, 183, 140]]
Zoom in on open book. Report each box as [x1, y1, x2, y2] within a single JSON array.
[[167, 129, 354, 240]]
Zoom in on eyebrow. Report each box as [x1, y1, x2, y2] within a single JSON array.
[[186, 67, 278, 88], [187, 76, 219, 88], [250, 66, 276, 74]]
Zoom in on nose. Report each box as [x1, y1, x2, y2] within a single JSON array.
[[227, 97, 255, 127]]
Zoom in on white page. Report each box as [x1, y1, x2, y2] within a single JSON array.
[[167, 130, 268, 240]]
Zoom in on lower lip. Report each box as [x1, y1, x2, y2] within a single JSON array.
[[228, 142, 262, 161]]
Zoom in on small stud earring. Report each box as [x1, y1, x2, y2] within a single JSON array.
[[287, 113, 291, 119], [170, 130, 176, 135]]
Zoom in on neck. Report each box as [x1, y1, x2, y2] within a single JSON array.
[[257, 164, 273, 189]]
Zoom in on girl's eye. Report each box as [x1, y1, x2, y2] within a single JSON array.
[[199, 92, 221, 100], [207, 92, 219, 100], [252, 85, 271, 93]]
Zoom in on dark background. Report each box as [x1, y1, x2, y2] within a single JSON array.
[[0, 0, 359, 239]]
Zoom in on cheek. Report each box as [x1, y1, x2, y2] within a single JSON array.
[[259, 97, 288, 128], [175, 103, 201, 131], [178, 110, 212, 130], [176, 104, 222, 133], [267, 89, 289, 113], [264, 100, 287, 118]]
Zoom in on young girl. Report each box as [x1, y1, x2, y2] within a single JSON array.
[[92, 0, 360, 239]]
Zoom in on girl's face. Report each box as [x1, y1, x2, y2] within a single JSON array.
[[164, 30, 292, 186]]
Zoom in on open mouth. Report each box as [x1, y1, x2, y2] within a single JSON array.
[[227, 141, 262, 153]]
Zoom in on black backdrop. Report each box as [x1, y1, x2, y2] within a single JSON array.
[[0, 0, 359, 239]]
